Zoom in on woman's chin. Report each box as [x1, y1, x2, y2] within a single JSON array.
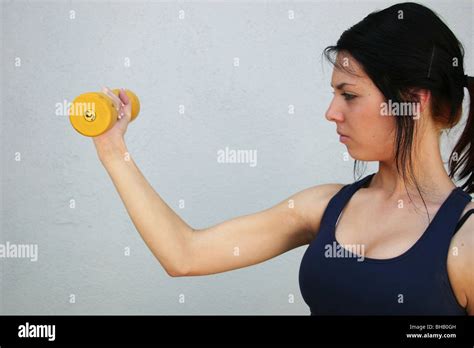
[[346, 149, 375, 162]]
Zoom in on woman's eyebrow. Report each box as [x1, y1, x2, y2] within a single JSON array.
[[331, 82, 356, 90]]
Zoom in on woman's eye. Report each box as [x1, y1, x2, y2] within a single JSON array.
[[342, 92, 356, 101]]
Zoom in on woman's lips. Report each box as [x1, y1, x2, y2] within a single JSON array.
[[339, 135, 350, 143], [337, 131, 350, 143]]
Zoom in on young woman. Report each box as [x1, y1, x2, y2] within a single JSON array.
[[93, 3, 473, 315]]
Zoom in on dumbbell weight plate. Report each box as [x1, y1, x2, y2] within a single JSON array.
[[69, 92, 118, 137]]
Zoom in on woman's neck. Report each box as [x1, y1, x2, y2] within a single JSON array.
[[370, 127, 456, 204]]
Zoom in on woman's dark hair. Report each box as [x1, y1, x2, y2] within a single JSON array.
[[323, 2, 473, 217]]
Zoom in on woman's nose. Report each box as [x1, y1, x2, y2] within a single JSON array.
[[325, 101, 344, 122]]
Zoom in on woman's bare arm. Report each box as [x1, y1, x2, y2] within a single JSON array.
[[186, 183, 343, 276], [98, 140, 342, 277], [97, 141, 194, 277], [94, 88, 343, 278]]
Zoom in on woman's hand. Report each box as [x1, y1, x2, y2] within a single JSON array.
[[93, 86, 132, 160]]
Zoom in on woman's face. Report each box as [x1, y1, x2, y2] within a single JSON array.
[[325, 53, 396, 162]]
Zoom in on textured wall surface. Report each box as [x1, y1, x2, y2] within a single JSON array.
[[1, 0, 472, 315]]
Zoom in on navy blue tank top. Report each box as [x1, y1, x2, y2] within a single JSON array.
[[299, 173, 473, 315]]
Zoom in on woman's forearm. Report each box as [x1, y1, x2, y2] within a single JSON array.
[[96, 141, 193, 276]]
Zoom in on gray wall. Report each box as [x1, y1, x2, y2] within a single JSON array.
[[1, 0, 472, 314]]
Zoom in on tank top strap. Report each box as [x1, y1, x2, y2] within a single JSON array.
[[320, 173, 376, 229], [416, 187, 472, 264], [454, 209, 474, 234]]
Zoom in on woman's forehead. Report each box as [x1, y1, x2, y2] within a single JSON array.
[[331, 54, 374, 88], [331, 67, 365, 88]]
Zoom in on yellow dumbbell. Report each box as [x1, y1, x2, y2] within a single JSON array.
[[69, 89, 140, 137]]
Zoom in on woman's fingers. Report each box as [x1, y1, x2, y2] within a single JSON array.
[[119, 88, 130, 105], [101, 86, 129, 120], [118, 88, 132, 121], [101, 86, 123, 111]]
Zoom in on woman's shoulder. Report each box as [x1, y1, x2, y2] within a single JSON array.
[[447, 200, 474, 314]]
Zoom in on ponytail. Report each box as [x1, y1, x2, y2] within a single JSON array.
[[449, 75, 474, 194]]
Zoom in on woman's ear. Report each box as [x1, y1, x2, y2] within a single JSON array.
[[404, 88, 431, 118], [416, 89, 431, 113]]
